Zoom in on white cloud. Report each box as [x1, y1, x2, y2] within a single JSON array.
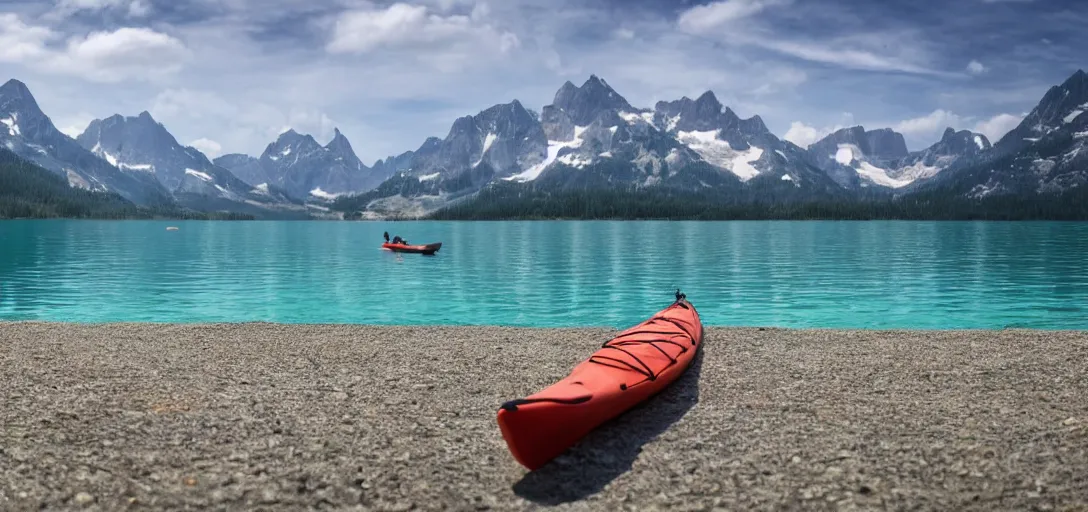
[[893, 109, 965, 137], [973, 112, 1025, 142], [45, 28, 190, 83], [783, 121, 824, 147], [326, 2, 519, 59], [887, 109, 1025, 148], [189, 138, 223, 158], [56, 112, 96, 138], [966, 60, 987, 75], [0, 14, 54, 63], [0, 14, 188, 83], [782, 117, 853, 148], [677, 0, 790, 33]]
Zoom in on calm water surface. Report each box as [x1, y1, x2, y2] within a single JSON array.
[[1, 220, 1086, 329]]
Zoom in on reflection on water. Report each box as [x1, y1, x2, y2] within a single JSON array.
[[0, 220, 1086, 329]]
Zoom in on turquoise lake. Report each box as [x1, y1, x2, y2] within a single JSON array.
[[1, 220, 1086, 329]]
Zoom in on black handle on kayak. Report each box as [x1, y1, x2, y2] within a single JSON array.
[[675, 288, 686, 302]]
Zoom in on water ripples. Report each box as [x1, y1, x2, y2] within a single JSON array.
[[1, 220, 1087, 329]]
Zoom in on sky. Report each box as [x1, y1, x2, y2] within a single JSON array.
[[0, 0, 1085, 164]]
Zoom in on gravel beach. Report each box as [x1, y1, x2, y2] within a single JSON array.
[[2, 322, 1087, 511]]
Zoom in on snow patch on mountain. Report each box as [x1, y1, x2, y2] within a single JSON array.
[[675, 129, 764, 181], [419, 172, 441, 181], [974, 135, 985, 150], [619, 111, 655, 126], [473, 132, 498, 168], [505, 125, 589, 182], [1, 113, 19, 136], [185, 169, 213, 182], [834, 145, 855, 166], [666, 114, 681, 132], [93, 144, 119, 167], [558, 152, 592, 168], [857, 161, 910, 188], [897, 160, 942, 181], [1064, 104, 1086, 124], [310, 187, 343, 200], [676, 130, 730, 167], [834, 143, 911, 188], [482, 132, 497, 154], [732, 147, 764, 181]]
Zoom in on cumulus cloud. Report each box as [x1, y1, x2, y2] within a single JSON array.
[[55, 113, 96, 139], [973, 112, 1025, 142], [966, 59, 987, 75], [0, 14, 54, 62], [889, 109, 1025, 148], [45, 28, 190, 83], [326, 2, 519, 58], [782, 116, 854, 148], [893, 109, 966, 137], [189, 137, 223, 158], [783, 121, 825, 147], [0, 15, 188, 83]]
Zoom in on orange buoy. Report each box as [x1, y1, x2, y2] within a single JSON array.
[[496, 290, 704, 470]]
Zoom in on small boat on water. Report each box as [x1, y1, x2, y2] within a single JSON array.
[[496, 290, 704, 470], [381, 242, 442, 255]]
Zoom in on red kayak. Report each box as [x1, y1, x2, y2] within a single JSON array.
[[496, 290, 704, 470], [381, 242, 442, 255]]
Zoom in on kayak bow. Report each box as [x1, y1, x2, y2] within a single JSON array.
[[496, 290, 704, 470]]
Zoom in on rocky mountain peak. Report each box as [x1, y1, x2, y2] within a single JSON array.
[[0, 79, 49, 132], [994, 69, 1088, 150], [694, 91, 722, 111], [0, 79, 34, 103], [865, 128, 908, 160], [550, 75, 635, 126], [325, 127, 356, 156]]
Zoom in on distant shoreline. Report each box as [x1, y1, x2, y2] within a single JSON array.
[[3, 323, 1086, 510]]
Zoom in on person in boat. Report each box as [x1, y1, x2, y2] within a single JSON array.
[[383, 231, 408, 245]]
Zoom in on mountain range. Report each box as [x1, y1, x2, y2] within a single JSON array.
[[1, 69, 1085, 220]]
